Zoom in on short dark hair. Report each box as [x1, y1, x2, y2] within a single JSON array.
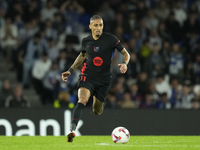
[[90, 15, 102, 23]]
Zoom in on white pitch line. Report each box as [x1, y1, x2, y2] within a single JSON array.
[[95, 143, 200, 148], [95, 143, 133, 146]]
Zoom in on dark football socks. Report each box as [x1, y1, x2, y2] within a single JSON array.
[[71, 103, 85, 131]]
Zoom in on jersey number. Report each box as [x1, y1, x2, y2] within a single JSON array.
[[80, 76, 86, 81]]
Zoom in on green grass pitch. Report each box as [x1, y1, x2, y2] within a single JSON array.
[[0, 136, 200, 150]]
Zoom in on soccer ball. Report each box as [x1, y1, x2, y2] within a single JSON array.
[[111, 127, 130, 144]]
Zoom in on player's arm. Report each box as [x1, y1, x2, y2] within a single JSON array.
[[61, 52, 87, 82], [118, 48, 130, 74]]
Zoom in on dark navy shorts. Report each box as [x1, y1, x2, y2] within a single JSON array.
[[77, 75, 111, 102]]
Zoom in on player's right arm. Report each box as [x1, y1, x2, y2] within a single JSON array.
[[61, 52, 87, 82]]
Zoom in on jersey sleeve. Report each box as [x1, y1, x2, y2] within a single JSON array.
[[111, 35, 124, 52], [81, 38, 86, 53]]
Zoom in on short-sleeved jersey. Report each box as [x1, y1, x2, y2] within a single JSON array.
[[80, 32, 124, 82]]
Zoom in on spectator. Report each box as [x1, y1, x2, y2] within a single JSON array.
[[18, 21, 37, 45], [157, 22, 172, 42], [0, 7, 5, 29], [144, 43, 166, 77], [144, 9, 159, 30], [147, 81, 159, 103], [105, 92, 117, 108], [139, 19, 149, 42], [139, 39, 151, 66], [191, 97, 200, 109], [157, 92, 171, 109], [169, 44, 184, 78], [160, 40, 171, 73], [128, 38, 138, 53], [14, 14, 24, 31], [0, 0, 8, 13], [111, 13, 124, 34], [5, 85, 30, 108], [165, 12, 182, 42], [188, 2, 198, 14], [57, 50, 68, 73], [170, 77, 182, 108], [110, 82, 125, 101], [191, 54, 200, 84], [114, 26, 124, 42], [129, 83, 143, 108], [127, 52, 141, 78], [60, 0, 85, 34], [43, 19, 57, 40], [183, 13, 199, 37], [100, 1, 115, 31], [175, 84, 195, 109], [193, 85, 200, 97], [149, 28, 162, 49], [140, 92, 156, 109], [22, 33, 43, 88], [131, 29, 142, 50], [137, 72, 149, 95], [53, 91, 74, 109], [23, 0, 40, 21], [155, 74, 172, 99], [173, 1, 187, 26], [63, 37, 79, 67], [42, 61, 61, 105], [0, 79, 12, 107], [40, 0, 58, 21], [154, 0, 170, 21], [32, 52, 52, 96], [121, 92, 135, 109], [124, 11, 138, 33], [135, 1, 147, 21], [47, 38, 59, 61], [0, 16, 18, 69], [52, 12, 65, 34], [193, 41, 200, 60]]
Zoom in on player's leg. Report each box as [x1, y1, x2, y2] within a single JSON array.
[[93, 96, 104, 115], [67, 87, 90, 142], [71, 87, 91, 127], [92, 80, 110, 115]]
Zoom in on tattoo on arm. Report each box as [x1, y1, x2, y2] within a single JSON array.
[[71, 52, 87, 70], [120, 48, 130, 65]]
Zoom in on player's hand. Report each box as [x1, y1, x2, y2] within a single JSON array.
[[118, 63, 127, 74], [61, 71, 71, 82]]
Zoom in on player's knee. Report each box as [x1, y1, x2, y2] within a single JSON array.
[[93, 109, 102, 115]]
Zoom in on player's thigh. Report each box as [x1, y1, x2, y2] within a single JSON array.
[[78, 87, 91, 105], [94, 81, 110, 104], [93, 96, 104, 110]]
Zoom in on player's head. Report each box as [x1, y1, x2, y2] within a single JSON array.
[[89, 15, 103, 38]]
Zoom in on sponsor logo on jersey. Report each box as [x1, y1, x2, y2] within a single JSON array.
[[94, 47, 100, 52], [93, 57, 103, 66]]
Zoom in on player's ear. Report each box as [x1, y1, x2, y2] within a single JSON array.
[[89, 24, 91, 29]]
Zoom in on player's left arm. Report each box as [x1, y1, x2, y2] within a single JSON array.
[[118, 48, 130, 74]]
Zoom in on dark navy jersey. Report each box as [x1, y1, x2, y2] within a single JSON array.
[[80, 32, 124, 82]]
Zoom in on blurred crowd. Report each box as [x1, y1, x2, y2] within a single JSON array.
[[0, 0, 200, 109]]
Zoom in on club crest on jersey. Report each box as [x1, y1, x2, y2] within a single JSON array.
[[94, 47, 100, 52]]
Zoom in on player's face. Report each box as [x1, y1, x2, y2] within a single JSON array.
[[89, 19, 104, 38]]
